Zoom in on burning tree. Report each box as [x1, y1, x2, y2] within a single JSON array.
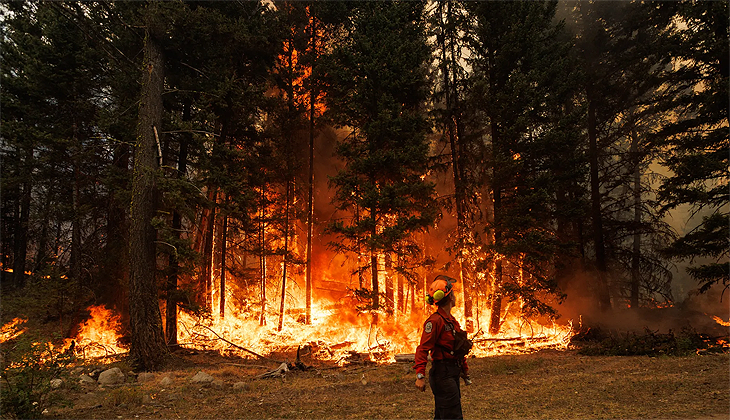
[[323, 1, 437, 313]]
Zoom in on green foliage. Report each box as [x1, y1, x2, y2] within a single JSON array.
[[1, 335, 74, 419], [653, 0, 729, 294], [323, 1, 437, 308]]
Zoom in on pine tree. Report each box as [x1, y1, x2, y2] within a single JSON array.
[[463, 1, 577, 332], [323, 1, 438, 312], [653, 1, 729, 294]]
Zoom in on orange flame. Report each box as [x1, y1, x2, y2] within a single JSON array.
[[712, 316, 730, 327], [64, 305, 126, 358], [0, 318, 27, 343]]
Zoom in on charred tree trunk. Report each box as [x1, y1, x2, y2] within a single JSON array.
[[587, 94, 611, 311], [356, 203, 363, 289], [203, 192, 217, 312], [371, 251, 379, 309], [396, 255, 404, 313], [219, 202, 228, 318], [305, 102, 315, 325], [630, 130, 641, 309], [165, 101, 189, 346], [128, 26, 167, 370], [305, 16, 319, 326], [277, 181, 290, 332], [71, 122, 83, 291], [488, 88, 503, 335], [385, 253, 394, 314], [12, 148, 32, 289], [107, 141, 130, 315], [259, 186, 267, 326]]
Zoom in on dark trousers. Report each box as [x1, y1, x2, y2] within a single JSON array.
[[429, 360, 463, 420]]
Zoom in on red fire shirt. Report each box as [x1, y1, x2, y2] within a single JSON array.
[[413, 307, 469, 376]]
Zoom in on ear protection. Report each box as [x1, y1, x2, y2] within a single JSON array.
[[426, 275, 457, 305]]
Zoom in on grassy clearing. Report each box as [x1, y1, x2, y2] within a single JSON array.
[[46, 349, 728, 419]]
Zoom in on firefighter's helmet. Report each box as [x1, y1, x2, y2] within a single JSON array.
[[427, 275, 457, 305]]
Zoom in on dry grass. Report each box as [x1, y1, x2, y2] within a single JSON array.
[[48, 349, 728, 419]]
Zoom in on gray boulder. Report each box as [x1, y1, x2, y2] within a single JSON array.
[[190, 371, 214, 384], [97, 367, 125, 385]]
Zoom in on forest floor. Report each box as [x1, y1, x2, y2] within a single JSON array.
[[48, 348, 729, 420]]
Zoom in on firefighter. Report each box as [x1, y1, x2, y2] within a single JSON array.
[[414, 275, 471, 420]]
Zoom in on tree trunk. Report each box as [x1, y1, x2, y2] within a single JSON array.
[[587, 94, 611, 311], [277, 182, 290, 331], [203, 192, 217, 312], [71, 125, 82, 287], [219, 204, 228, 318], [630, 130, 641, 309], [385, 253, 394, 313], [12, 150, 31, 289], [305, 19, 318, 326], [370, 251, 379, 310], [306, 98, 315, 325], [259, 186, 267, 326], [165, 100, 189, 346], [396, 255, 404, 313], [128, 26, 167, 370], [107, 142, 130, 316]]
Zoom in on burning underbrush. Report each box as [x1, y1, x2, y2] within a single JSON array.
[[175, 298, 574, 365]]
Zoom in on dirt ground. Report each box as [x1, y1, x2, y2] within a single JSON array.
[[47, 348, 729, 420]]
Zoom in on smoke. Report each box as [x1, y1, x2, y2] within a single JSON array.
[[556, 269, 729, 336]]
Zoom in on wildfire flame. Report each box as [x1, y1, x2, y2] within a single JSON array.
[[0, 318, 27, 343], [64, 305, 126, 358], [712, 316, 730, 327]]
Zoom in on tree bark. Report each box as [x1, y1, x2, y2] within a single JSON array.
[[277, 181, 290, 331], [305, 18, 318, 325], [128, 26, 167, 370], [219, 204, 228, 318], [385, 253, 394, 313], [12, 147, 32, 289], [259, 186, 267, 326], [630, 130, 641, 309], [587, 94, 611, 311], [165, 100, 189, 345]]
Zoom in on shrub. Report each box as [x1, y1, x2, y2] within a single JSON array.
[[572, 326, 724, 356], [1, 335, 74, 419]]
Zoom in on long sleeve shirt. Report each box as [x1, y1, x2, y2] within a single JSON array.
[[413, 307, 469, 376]]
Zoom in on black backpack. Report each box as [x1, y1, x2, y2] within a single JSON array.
[[436, 312, 473, 359]]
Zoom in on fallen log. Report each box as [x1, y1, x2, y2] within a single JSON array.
[[394, 354, 415, 363], [199, 325, 284, 364], [472, 336, 553, 344], [257, 362, 289, 379]]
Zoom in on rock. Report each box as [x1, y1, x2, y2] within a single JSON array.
[[90, 369, 103, 378], [159, 376, 173, 386], [233, 382, 250, 391], [79, 374, 97, 388], [190, 371, 214, 384], [142, 394, 153, 404], [98, 367, 125, 385], [137, 372, 155, 383], [212, 380, 225, 389], [50, 378, 64, 389], [72, 367, 84, 376]]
